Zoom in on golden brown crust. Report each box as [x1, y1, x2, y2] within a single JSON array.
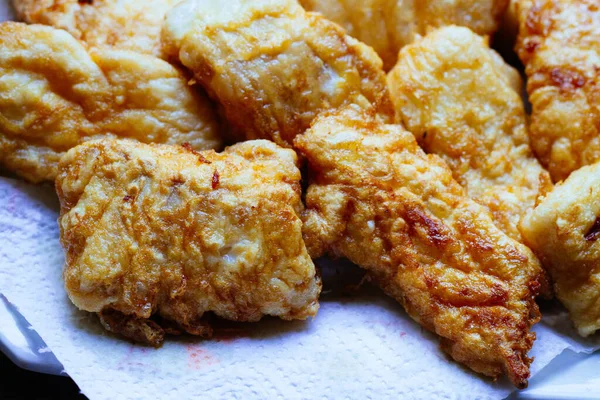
[[12, 0, 182, 58], [57, 139, 321, 346], [299, 0, 509, 70], [98, 309, 167, 348], [516, 0, 600, 182], [162, 0, 394, 148], [388, 26, 552, 243], [521, 162, 600, 337], [0, 22, 221, 183], [295, 105, 544, 388]]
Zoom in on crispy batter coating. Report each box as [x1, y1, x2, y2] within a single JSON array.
[[295, 105, 544, 388], [521, 162, 600, 337], [298, 0, 509, 71], [388, 26, 552, 242], [516, 0, 600, 182], [162, 0, 394, 147], [12, 0, 182, 57], [57, 139, 321, 346], [0, 22, 221, 183]]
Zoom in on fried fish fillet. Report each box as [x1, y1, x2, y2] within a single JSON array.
[[0, 22, 220, 183], [295, 105, 544, 388], [521, 162, 600, 337], [162, 0, 393, 148], [12, 0, 182, 58], [57, 138, 321, 346], [388, 26, 552, 242], [516, 0, 600, 182], [298, 0, 509, 70]]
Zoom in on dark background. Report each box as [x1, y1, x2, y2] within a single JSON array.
[[0, 353, 85, 400]]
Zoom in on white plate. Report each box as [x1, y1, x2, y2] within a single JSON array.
[[0, 293, 64, 375], [515, 351, 600, 399]]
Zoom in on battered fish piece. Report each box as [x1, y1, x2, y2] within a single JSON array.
[[388, 26, 552, 242], [299, 0, 509, 70], [0, 22, 220, 183], [162, 0, 393, 147], [521, 162, 600, 337], [516, 0, 600, 182], [295, 106, 544, 388], [12, 0, 182, 58], [57, 139, 321, 346]]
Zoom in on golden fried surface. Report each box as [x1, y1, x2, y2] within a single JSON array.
[[57, 138, 321, 346], [299, 0, 509, 70], [0, 22, 220, 183], [388, 26, 552, 242], [162, 0, 393, 148], [516, 0, 600, 182], [12, 0, 182, 57], [295, 105, 544, 388], [521, 162, 600, 337]]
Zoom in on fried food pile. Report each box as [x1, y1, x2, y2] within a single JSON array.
[[388, 26, 552, 242], [516, 0, 600, 182], [299, 0, 509, 70], [295, 105, 543, 388], [162, 0, 394, 147], [57, 139, 321, 346], [3, 0, 600, 390], [0, 22, 220, 183], [12, 0, 183, 58]]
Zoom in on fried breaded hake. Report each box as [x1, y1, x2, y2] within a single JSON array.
[[0, 22, 220, 183], [57, 138, 321, 346], [12, 0, 182, 57], [521, 162, 600, 337], [516, 0, 600, 182], [299, 0, 509, 70], [295, 105, 544, 388], [388, 26, 552, 242], [162, 0, 393, 147]]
